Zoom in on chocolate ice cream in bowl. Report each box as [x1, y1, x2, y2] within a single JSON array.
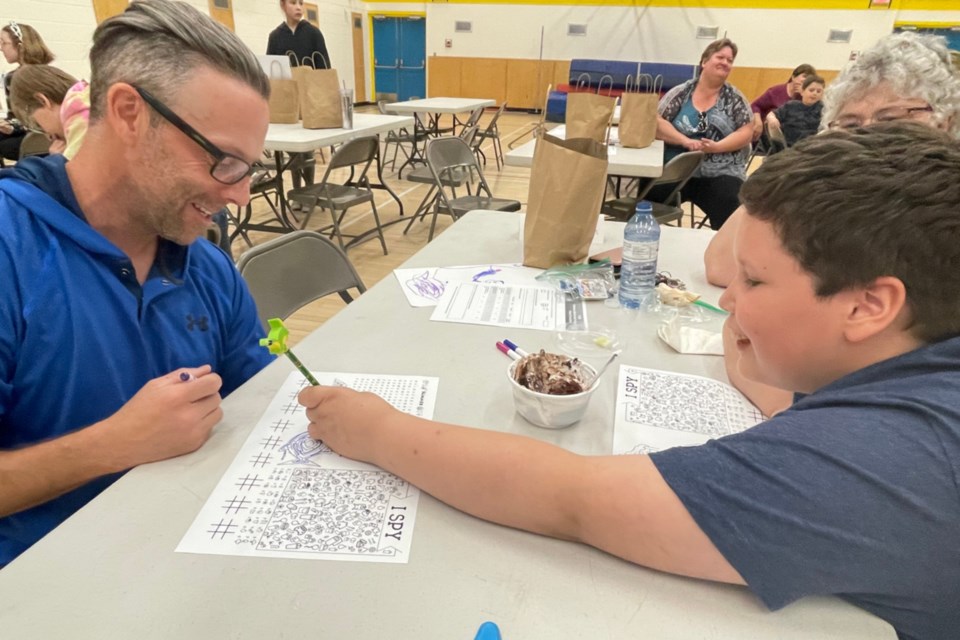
[[507, 350, 599, 428]]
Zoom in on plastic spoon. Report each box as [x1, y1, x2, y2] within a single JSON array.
[[588, 350, 621, 389]]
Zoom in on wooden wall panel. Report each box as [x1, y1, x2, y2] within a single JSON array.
[[506, 59, 544, 109], [460, 58, 507, 105], [426, 59, 840, 111], [552, 60, 571, 89], [92, 0, 130, 24], [428, 56, 462, 97]]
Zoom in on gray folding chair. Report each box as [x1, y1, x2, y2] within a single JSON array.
[[473, 103, 507, 171], [286, 136, 388, 255], [236, 230, 367, 327], [402, 125, 479, 231], [18, 131, 51, 159], [416, 136, 521, 241], [601, 151, 704, 226]]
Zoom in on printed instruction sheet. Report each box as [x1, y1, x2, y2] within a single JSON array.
[[430, 282, 587, 331], [177, 371, 438, 563], [612, 365, 764, 455], [394, 264, 543, 308]]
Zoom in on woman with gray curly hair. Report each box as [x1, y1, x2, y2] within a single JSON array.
[[822, 31, 959, 137], [704, 31, 960, 288]]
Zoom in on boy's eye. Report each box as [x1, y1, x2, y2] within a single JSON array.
[[743, 277, 760, 287]]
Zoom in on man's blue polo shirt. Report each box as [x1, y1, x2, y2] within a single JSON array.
[[0, 155, 274, 565]]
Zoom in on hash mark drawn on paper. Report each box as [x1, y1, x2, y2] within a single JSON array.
[[178, 371, 438, 563], [207, 519, 236, 540], [222, 496, 250, 514]]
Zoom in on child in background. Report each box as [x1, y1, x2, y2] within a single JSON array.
[[766, 75, 825, 147], [9, 65, 86, 157]]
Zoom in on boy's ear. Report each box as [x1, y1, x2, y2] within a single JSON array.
[[843, 276, 909, 343], [35, 93, 53, 109]]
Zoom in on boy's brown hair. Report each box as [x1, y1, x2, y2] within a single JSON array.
[[802, 74, 825, 90], [740, 122, 960, 343]]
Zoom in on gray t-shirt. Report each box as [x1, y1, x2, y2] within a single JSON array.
[[651, 336, 960, 640]]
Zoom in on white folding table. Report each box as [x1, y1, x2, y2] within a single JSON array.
[[0, 211, 895, 640], [235, 113, 415, 238]]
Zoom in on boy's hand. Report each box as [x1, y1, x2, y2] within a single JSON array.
[[299, 386, 396, 463], [0, 120, 13, 135]]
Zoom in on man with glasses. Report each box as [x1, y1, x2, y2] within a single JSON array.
[[0, 0, 274, 566]]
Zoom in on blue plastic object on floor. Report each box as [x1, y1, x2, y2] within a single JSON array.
[[474, 621, 502, 640]]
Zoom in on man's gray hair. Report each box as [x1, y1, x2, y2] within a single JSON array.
[[88, 0, 269, 121], [822, 32, 960, 138]]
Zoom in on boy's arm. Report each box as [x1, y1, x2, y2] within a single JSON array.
[[300, 387, 745, 585]]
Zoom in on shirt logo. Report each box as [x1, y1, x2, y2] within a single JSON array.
[[186, 314, 209, 332]]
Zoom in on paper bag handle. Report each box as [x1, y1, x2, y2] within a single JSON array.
[[575, 72, 591, 91], [285, 50, 300, 67], [597, 74, 614, 95], [269, 60, 284, 79], [301, 52, 330, 70]]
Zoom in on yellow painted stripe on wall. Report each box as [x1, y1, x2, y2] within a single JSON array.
[[364, 0, 955, 10]]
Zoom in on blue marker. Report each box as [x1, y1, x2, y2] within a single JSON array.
[[179, 372, 195, 382], [474, 621, 501, 640], [502, 339, 528, 357]]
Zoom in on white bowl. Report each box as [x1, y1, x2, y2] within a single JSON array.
[[507, 360, 598, 429]]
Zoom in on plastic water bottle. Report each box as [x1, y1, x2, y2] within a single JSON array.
[[618, 200, 660, 309]]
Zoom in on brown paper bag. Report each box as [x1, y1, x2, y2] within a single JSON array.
[[291, 53, 342, 129], [523, 134, 609, 268], [618, 74, 661, 148], [267, 60, 299, 124], [565, 92, 616, 143]]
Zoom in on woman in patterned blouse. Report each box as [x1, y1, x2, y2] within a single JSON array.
[[652, 38, 753, 229]]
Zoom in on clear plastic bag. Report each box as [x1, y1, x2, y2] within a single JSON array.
[[535, 261, 617, 300]]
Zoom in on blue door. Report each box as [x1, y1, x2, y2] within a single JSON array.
[[398, 17, 426, 100], [372, 16, 425, 101], [372, 17, 399, 100]]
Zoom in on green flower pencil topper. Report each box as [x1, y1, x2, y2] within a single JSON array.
[[259, 318, 320, 386]]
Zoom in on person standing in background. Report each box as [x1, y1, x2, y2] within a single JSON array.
[[1, 21, 55, 161], [267, 0, 330, 70], [266, 0, 331, 191]]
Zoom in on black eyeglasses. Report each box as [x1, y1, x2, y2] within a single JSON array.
[[132, 84, 263, 185], [827, 105, 935, 131]]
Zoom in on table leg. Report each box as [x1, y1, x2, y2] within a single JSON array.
[[395, 113, 428, 179]]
